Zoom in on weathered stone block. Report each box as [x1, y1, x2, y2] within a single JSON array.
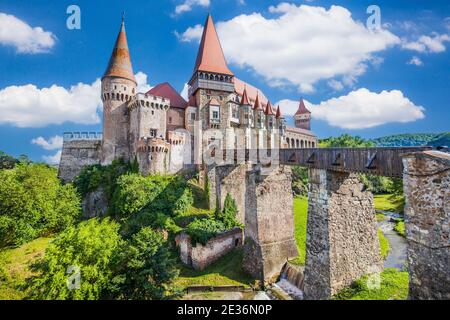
[[304, 169, 382, 300]]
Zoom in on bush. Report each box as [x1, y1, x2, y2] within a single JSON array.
[[111, 174, 193, 219], [111, 227, 180, 300], [28, 218, 122, 300], [216, 194, 242, 230], [0, 163, 81, 247], [186, 219, 226, 245], [291, 166, 308, 196]]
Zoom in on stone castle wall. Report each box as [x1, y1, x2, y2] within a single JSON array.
[[243, 165, 299, 283], [303, 169, 382, 299], [175, 227, 243, 270], [402, 151, 450, 300], [58, 140, 101, 183]]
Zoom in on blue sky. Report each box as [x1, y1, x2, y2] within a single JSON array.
[[0, 0, 449, 163]]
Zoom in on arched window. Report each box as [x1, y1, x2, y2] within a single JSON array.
[[296, 140, 300, 148], [121, 94, 124, 101], [291, 138, 295, 148], [301, 140, 304, 148], [146, 101, 150, 107], [312, 141, 315, 148]]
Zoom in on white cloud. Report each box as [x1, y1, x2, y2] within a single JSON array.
[[277, 88, 425, 129], [180, 83, 189, 101], [178, 4, 400, 92], [408, 56, 423, 66], [402, 33, 450, 53], [175, 24, 203, 42], [43, 150, 62, 165], [135, 71, 152, 93], [31, 135, 63, 150], [0, 72, 151, 128], [174, 0, 210, 15], [0, 12, 56, 53]]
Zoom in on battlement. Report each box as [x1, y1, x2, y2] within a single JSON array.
[[63, 132, 103, 141], [168, 131, 186, 145], [128, 93, 170, 111], [137, 137, 170, 153]]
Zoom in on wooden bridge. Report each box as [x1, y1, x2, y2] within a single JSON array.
[[218, 146, 440, 178]]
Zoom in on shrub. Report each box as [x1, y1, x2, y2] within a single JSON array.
[[186, 219, 226, 245], [111, 228, 180, 300], [0, 163, 81, 247], [111, 174, 193, 219], [28, 218, 122, 300], [217, 194, 242, 229]]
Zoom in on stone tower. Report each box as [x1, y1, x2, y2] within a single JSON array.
[[294, 98, 311, 131], [101, 16, 137, 164]]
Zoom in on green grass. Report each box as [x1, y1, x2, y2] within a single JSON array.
[[174, 248, 254, 289], [334, 268, 408, 300], [374, 194, 404, 213], [394, 220, 406, 238], [378, 229, 390, 260], [376, 213, 386, 222], [289, 197, 308, 266], [0, 237, 52, 300]]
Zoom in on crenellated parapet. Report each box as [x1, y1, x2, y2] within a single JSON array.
[[128, 93, 170, 111], [137, 137, 170, 153], [63, 132, 103, 141], [168, 131, 186, 145]]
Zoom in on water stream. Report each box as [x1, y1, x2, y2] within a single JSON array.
[[378, 211, 407, 270]]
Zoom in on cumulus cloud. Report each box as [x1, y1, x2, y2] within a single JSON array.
[[177, 4, 400, 93], [174, 0, 210, 15], [277, 88, 425, 129], [180, 83, 189, 101], [0, 12, 56, 53], [42, 150, 62, 165], [0, 72, 151, 128], [175, 24, 203, 42], [31, 135, 63, 150], [408, 56, 423, 66], [135, 71, 152, 93], [402, 33, 450, 53]]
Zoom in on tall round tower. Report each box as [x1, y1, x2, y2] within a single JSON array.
[[101, 16, 136, 164]]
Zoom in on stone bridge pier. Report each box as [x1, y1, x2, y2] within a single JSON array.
[[402, 151, 450, 300], [303, 169, 383, 299]]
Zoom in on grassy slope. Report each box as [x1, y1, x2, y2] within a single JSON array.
[[0, 237, 51, 300], [174, 249, 254, 289], [374, 194, 404, 213], [378, 229, 390, 260], [394, 220, 406, 237], [290, 197, 308, 265], [334, 268, 408, 300]]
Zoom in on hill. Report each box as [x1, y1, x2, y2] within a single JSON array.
[[371, 133, 448, 147]]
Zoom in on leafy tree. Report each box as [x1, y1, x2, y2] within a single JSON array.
[[28, 218, 123, 300], [111, 228, 180, 300], [0, 163, 80, 247], [320, 134, 375, 148], [292, 166, 309, 196], [219, 194, 241, 229], [0, 151, 18, 169]]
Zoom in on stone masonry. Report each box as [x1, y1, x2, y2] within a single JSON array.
[[402, 151, 450, 300], [303, 169, 383, 300], [243, 165, 299, 284], [58, 140, 101, 183]]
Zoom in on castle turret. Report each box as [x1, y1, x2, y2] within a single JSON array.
[[294, 98, 311, 131], [253, 93, 265, 129], [240, 87, 252, 127], [101, 16, 137, 164], [265, 100, 276, 131]]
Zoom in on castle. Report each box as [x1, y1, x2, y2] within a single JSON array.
[[58, 15, 317, 182]]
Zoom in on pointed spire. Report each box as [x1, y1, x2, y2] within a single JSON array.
[[276, 105, 283, 118], [295, 98, 311, 115], [193, 14, 234, 76], [253, 92, 262, 111], [240, 86, 250, 105], [265, 100, 275, 116], [103, 15, 136, 84]]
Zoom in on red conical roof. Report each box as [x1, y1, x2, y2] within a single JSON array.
[[276, 105, 283, 118], [265, 101, 276, 115], [103, 17, 136, 84], [295, 98, 311, 115], [240, 87, 250, 105], [193, 15, 234, 76], [253, 93, 263, 111]]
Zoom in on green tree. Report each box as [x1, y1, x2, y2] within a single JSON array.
[[0, 163, 80, 247], [28, 218, 122, 300], [220, 193, 241, 229], [292, 166, 309, 196], [111, 228, 180, 300], [186, 218, 226, 245], [0, 151, 18, 169]]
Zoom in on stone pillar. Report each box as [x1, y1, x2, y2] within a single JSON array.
[[402, 151, 450, 300], [303, 169, 383, 300], [206, 164, 249, 224], [243, 165, 299, 284]]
